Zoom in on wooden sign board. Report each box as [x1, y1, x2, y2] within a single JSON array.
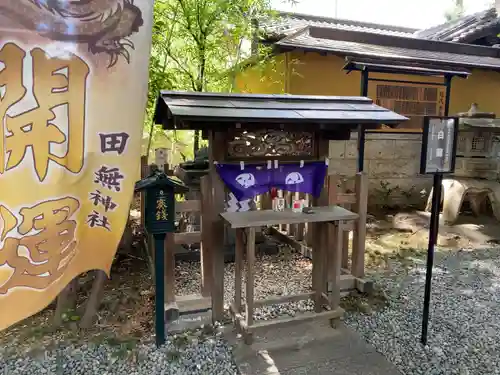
[[420, 116, 459, 175]]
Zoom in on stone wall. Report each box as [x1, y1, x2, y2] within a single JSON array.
[[328, 132, 432, 208], [454, 130, 500, 180]]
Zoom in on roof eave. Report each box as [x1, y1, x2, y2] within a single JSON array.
[[343, 57, 471, 78], [275, 43, 500, 72], [263, 11, 419, 34], [169, 115, 406, 125], [154, 91, 409, 131]]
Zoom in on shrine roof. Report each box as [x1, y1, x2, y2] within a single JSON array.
[[275, 26, 500, 71], [260, 11, 416, 41], [154, 91, 408, 131], [414, 8, 500, 44]]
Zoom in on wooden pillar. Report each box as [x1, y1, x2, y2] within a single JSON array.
[[285, 191, 292, 234], [234, 228, 244, 313], [279, 190, 288, 232], [352, 172, 368, 278], [295, 192, 306, 241], [208, 131, 227, 322], [165, 233, 176, 303], [312, 222, 326, 312], [305, 194, 313, 246], [200, 176, 213, 297], [341, 204, 350, 270], [140, 156, 148, 229], [312, 135, 330, 312], [290, 192, 300, 237], [327, 175, 339, 285], [328, 222, 343, 309], [141, 160, 155, 264], [245, 228, 256, 328]]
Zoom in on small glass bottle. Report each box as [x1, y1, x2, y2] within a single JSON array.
[[291, 196, 303, 213], [274, 190, 285, 212]]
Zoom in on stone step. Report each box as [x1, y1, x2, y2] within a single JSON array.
[[226, 322, 401, 375], [165, 295, 213, 333]]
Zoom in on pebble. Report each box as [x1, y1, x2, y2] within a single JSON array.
[[344, 247, 500, 375], [0, 248, 312, 375], [176, 252, 315, 321], [0, 335, 238, 375], [9, 243, 500, 375]]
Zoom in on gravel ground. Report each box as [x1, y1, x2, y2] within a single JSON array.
[[345, 246, 500, 375], [0, 330, 239, 375], [176, 250, 315, 320], [6, 242, 500, 375], [0, 247, 313, 375]]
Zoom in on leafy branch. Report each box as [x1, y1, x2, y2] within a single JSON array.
[[145, 0, 299, 161]]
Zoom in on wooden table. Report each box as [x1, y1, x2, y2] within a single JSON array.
[[221, 205, 358, 344]]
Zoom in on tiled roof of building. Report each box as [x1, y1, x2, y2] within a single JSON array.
[[262, 8, 500, 45], [154, 91, 408, 130], [260, 11, 418, 41], [414, 7, 500, 43], [276, 27, 500, 70]]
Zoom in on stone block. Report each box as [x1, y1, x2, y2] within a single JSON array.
[[394, 140, 421, 160], [366, 132, 422, 141], [368, 177, 432, 206], [368, 158, 419, 179], [345, 140, 358, 159], [365, 139, 395, 159], [176, 294, 211, 314], [454, 158, 499, 179], [454, 158, 466, 173], [165, 302, 180, 322], [328, 159, 356, 177], [328, 140, 346, 159]]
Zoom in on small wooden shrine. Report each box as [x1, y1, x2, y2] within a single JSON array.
[[153, 91, 407, 343]]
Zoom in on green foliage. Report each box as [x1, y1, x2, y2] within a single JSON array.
[[444, 0, 464, 21], [373, 180, 401, 209], [144, 0, 297, 160]]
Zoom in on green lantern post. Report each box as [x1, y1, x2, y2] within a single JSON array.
[[135, 170, 188, 347]]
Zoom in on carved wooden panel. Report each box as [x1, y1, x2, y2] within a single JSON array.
[[227, 130, 314, 159], [375, 83, 445, 130]]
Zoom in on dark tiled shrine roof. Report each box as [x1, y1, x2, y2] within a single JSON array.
[[262, 8, 500, 45], [415, 7, 500, 43], [154, 91, 408, 130], [260, 11, 417, 41], [275, 26, 500, 70]]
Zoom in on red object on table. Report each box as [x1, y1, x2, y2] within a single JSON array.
[[270, 187, 278, 199]]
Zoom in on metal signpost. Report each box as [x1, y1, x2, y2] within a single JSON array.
[[135, 172, 188, 347], [419, 116, 459, 345]]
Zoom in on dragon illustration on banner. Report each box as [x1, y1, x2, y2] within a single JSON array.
[[0, 0, 144, 67]]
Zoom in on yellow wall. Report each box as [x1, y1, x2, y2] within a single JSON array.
[[287, 51, 444, 96], [237, 51, 500, 130], [450, 69, 500, 115], [235, 55, 286, 94]]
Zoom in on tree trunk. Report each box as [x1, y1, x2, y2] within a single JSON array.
[[194, 130, 200, 153], [79, 270, 108, 328], [193, 38, 206, 155], [53, 278, 78, 326]]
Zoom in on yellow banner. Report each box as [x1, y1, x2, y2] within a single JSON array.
[[0, 0, 154, 331]]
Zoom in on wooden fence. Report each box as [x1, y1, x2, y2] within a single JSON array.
[[139, 156, 212, 304], [140, 152, 370, 318]]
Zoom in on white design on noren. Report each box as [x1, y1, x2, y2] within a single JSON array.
[[285, 172, 304, 185], [235, 173, 256, 188]]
